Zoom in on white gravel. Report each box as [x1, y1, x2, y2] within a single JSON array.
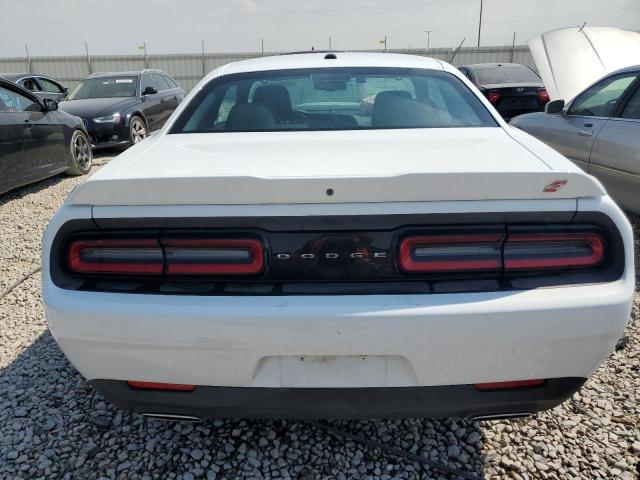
[[0, 152, 638, 479]]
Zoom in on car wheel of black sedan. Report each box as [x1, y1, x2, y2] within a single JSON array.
[[66, 130, 93, 176], [130, 116, 147, 145]]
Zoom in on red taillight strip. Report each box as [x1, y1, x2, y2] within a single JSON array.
[[127, 381, 196, 392], [485, 91, 501, 103], [162, 239, 264, 275], [68, 239, 163, 274], [537, 89, 550, 103], [504, 233, 604, 270], [474, 379, 545, 391], [400, 234, 504, 273]]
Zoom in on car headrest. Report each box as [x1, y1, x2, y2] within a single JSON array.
[[372, 91, 415, 127], [226, 104, 275, 131], [253, 85, 292, 121]]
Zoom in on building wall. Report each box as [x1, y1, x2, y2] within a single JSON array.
[[0, 46, 534, 92]]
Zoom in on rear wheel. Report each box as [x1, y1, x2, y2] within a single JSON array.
[[65, 130, 93, 176], [129, 116, 147, 145]]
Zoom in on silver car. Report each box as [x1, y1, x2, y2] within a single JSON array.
[[510, 65, 640, 214], [0, 74, 69, 102]]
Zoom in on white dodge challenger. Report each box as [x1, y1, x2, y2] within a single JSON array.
[[42, 52, 634, 421]]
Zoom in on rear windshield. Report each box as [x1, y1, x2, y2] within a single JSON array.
[[473, 65, 541, 85], [67, 76, 138, 100], [170, 68, 497, 133]]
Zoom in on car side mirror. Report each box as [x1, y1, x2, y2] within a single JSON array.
[[545, 99, 565, 114], [42, 98, 58, 112], [142, 86, 158, 96]]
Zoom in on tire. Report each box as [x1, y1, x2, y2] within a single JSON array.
[[129, 115, 148, 145], [65, 130, 93, 176]]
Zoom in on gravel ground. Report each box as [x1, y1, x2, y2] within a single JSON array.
[[0, 153, 638, 480]]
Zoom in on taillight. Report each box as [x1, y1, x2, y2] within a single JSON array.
[[163, 239, 264, 275], [537, 89, 550, 104], [474, 379, 545, 391], [399, 234, 504, 273], [485, 90, 501, 103], [399, 231, 605, 275], [503, 233, 604, 270], [68, 239, 163, 274], [67, 237, 264, 276], [127, 381, 196, 392]]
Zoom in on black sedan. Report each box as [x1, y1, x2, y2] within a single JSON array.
[[1, 73, 69, 102], [0, 78, 92, 195], [59, 69, 184, 149], [458, 63, 550, 120]]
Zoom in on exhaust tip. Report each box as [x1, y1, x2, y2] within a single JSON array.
[[141, 412, 202, 422], [467, 412, 534, 422]]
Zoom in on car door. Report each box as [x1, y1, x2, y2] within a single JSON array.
[[25, 100, 68, 172], [0, 86, 27, 193], [154, 75, 179, 126], [139, 74, 163, 131], [531, 72, 638, 171], [589, 78, 640, 213], [37, 77, 67, 102], [0, 84, 67, 174]]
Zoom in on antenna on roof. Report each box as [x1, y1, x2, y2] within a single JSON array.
[[448, 37, 466, 63], [578, 21, 587, 32]]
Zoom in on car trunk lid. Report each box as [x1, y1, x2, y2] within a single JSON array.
[[480, 85, 547, 117], [67, 128, 604, 206]]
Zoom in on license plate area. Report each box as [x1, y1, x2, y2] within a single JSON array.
[[251, 355, 418, 388]]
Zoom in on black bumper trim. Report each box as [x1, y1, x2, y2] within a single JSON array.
[[90, 377, 586, 420]]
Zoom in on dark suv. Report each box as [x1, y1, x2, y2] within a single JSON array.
[[58, 69, 185, 149]]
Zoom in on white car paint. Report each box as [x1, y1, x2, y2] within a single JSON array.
[[529, 26, 640, 102], [42, 53, 634, 413], [44, 196, 634, 389], [67, 128, 604, 206]]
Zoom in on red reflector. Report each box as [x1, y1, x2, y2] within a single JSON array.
[[474, 379, 545, 391], [127, 381, 196, 392], [399, 234, 504, 273], [504, 233, 604, 270], [485, 91, 501, 103], [163, 239, 264, 275], [537, 89, 550, 103], [68, 239, 163, 274]]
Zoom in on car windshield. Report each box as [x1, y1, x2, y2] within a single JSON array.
[[170, 67, 497, 133], [67, 76, 137, 100], [473, 66, 541, 85]]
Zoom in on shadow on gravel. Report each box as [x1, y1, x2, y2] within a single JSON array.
[[0, 148, 118, 209], [0, 331, 488, 479]]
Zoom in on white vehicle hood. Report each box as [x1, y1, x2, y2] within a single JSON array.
[[529, 26, 640, 102], [67, 128, 604, 206]]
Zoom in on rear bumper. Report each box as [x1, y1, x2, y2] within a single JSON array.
[[46, 281, 632, 389], [91, 377, 586, 420]]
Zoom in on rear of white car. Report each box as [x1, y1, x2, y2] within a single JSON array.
[[42, 53, 635, 420]]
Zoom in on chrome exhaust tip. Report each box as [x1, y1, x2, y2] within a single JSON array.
[[467, 412, 533, 422], [141, 412, 202, 422]]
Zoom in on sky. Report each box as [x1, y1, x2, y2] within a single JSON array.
[[2, 0, 639, 57]]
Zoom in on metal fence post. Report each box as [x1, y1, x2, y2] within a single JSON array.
[[25, 43, 32, 74], [85, 42, 92, 74], [201, 40, 206, 77]]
